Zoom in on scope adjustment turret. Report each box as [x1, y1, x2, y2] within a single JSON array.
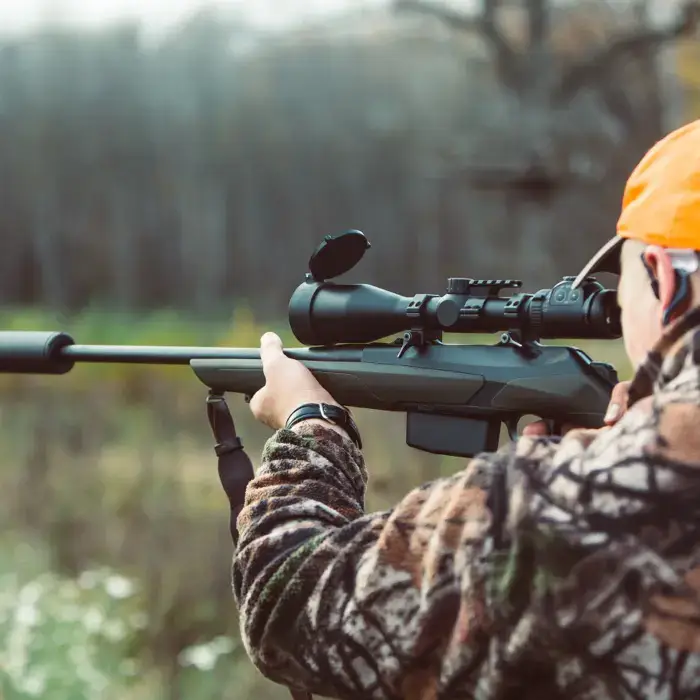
[[446, 278, 471, 295]]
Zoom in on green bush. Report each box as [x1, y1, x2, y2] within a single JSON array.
[[0, 536, 145, 699]]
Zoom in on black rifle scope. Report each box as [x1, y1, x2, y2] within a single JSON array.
[[289, 230, 621, 346]]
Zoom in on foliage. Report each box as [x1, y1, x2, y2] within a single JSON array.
[[676, 36, 700, 119], [0, 533, 268, 700], [0, 3, 691, 314], [0, 536, 147, 700]]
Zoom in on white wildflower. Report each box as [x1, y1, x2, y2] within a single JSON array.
[[78, 570, 102, 590], [179, 644, 219, 671], [129, 612, 148, 630], [104, 574, 135, 600], [1, 577, 46, 681], [102, 619, 127, 642], [58, 580, 80, 601], [0, 573, 19, 613], [4, 610, 31, 680], [178, 635, 236, 671], [18, 580, 43, 606], [69, 641, 109, 695], [18, 670, 47, 697], [83, 606, 104, 633], [57, 603, 83, 623], [209, 636, 235, 655], [15, 602, 40, 627], [0, 563, 147, 698]]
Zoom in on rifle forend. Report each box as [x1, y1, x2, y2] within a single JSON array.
[[0, 230, 623, 457]]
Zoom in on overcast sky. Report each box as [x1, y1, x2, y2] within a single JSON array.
[[0, 0, 390, 35], [0, 0, 676, 37]]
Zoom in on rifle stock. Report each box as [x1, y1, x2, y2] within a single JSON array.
[[191, 341, 618, 456]]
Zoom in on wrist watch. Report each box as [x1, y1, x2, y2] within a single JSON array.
[[284, 402, 362, 449]]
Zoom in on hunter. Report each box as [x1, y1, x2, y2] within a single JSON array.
[[236, 120, 700, 698]]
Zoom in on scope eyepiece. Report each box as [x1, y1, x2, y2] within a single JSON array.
[[529, 276, 621, 340]]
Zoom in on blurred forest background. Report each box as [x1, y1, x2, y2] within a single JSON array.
[[1, 0, 699, 698]]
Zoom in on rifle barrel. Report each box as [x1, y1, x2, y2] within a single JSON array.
[[61, 346, 365, 364], [62, 345, 262, 364], [0, 331, 368, 374]]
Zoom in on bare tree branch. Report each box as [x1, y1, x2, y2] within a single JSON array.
[[554, 0, 700, 101], [394, 0, 480, 32], [596, 69, 640, 130], [393, 0, 523, 93], [526, 0, 550, 51]]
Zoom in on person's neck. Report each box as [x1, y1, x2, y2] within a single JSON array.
[[628, 305, 700, 406]]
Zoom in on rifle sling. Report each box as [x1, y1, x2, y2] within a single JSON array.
[[206, 391, 313, 700]]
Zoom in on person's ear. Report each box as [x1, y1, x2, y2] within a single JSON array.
[[642, 245, 682, 324]]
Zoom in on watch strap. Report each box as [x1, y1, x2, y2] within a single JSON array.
[[285, 403, 362, 449]]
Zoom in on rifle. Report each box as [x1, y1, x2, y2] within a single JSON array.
[[0, 230, 622, 700], [0, 230, 621, 458]]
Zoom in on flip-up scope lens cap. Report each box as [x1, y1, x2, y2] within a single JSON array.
[[308, 230, 370, 281]]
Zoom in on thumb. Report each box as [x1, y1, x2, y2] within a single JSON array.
[[259, 332, 284, 375], [248, 384, 268, 420], [604, 380, 630, 424]]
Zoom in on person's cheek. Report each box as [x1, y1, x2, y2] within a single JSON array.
[[622, 304, 658, 367], [622, 311, 640, 366]]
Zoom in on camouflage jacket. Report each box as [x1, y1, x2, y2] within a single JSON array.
[[233, 309, 700, 700]]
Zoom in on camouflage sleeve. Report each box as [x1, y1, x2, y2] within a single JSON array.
[[234, 416, 544, 698], [233, 395, 700, 698], [233, 421, 513, 699]]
